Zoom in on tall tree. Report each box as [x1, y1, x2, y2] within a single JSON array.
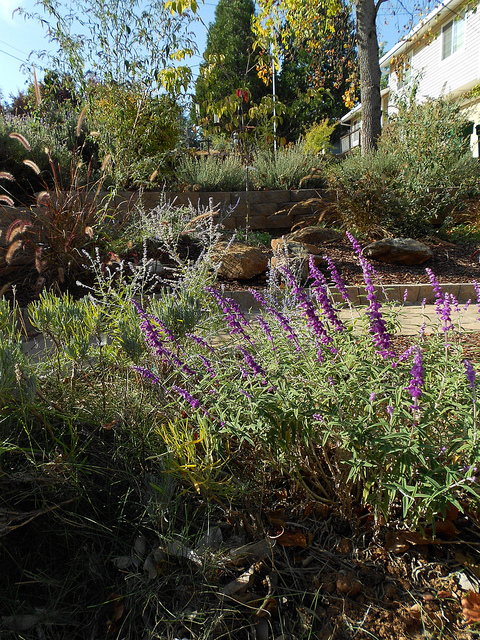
[[253, 0, 435, 153], [355, 0, 384, 152], [194, 0, 265, 119], [276, 2, 358, 142]]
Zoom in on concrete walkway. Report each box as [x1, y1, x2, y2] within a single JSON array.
[[19, 287, 480, 362]]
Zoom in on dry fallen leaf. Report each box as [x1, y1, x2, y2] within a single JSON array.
[[276, 530, 311, 548], [230, 539, 274, 565], [385, 530, 439, 554], [222, 567, 255, 598], [462, 591, 480, 623]]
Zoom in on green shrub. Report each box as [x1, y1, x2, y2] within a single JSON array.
[[328, 94, 480, 236], [174, 153, 246, 191], [87, 83, 181, 189], [252, 140, 325, 190], [304, 118, 336, 154], [327, 148, 405, 234]]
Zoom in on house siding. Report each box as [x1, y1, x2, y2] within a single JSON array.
[[389, 5, 480, 103]]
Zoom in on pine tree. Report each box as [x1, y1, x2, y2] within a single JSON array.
[[194, 0, 265, 119]]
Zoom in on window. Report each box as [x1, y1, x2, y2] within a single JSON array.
[[442, 15, 465, 59], [397, 53, 413, 88]]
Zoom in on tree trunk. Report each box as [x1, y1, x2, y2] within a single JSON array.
[[355, 0, 384, 153]]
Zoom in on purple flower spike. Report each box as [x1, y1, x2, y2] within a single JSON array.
[[249, 288, 301, 350], [309, 257, 345, 332], [199, 355, 216, 378], [281, 265, 337, 354], [171, 385, 207, 414], [464, 359, 476, 390], [256, 315, 276, 350], [346, 231, 362, 257], [187, 333, 214, 352], [360, 256, 394, 358], [133, 366, 161, 386], [386, 405, 394, 416], [238, 346, 267, 378], [206, 287, 253, 344], [406, 347, 424, 412], [323, 254, 350, 302], [426, 269, 453, 333]]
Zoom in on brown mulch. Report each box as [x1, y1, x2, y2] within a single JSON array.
[[219, 236, 480, 292]]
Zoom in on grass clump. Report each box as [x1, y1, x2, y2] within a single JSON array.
[[175, 153, 246, 192], [251, 140, 325, 190]]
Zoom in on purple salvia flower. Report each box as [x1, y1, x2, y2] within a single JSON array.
[[239, 364, 249, 378], [256, 315, 276, 350], [323, 254, 350, 301], [360, 257, 394, 358], [464, 359, 476, 390], [426, 267, 444, 301], [449, 292, 460, 314], [309, 256, 345, 332], [206, 287, 253, 343], [426, 268, 453, 332], [397, 345, 416, 364], [239, 389, 253, 400], [404, 289, 408, 302], [199, 355, 216, 378], [146, 314, 176, 342], [346, 231, 362, 257], [464, 299, 472, 313], [370, 392, 376, 402], [225, 296, 249, 327], [386, 405, 394, 416], [133, 366, 161, 386], [313, 413, 324, 422], [132, 299, 177, 344], [133, 300, 195, 375], [419, 322, 426, 341], [186, 333, 214, 352], [133, 300, 169, 352], [238, 346, 267, 378], [406, 347, 424, 411], [281, 266, 337, 353], [162, 346, 197, 376], [249, 288, 301, 350], [171, 385, 208, 415]]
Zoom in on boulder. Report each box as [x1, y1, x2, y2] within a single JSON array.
[[284, 226, 342, 246], [212, 241, 269, 280], [362, 238, 433, 265]]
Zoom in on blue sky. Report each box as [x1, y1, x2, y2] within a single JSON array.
[[0, 0, 412, 101]]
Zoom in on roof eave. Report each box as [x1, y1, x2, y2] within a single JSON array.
[[379, 0, 470, 66]]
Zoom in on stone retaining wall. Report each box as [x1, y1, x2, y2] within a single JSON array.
[[102, 188, 334, 231], [1, 188, 334, 234]]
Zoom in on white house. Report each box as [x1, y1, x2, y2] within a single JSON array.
[[339, 0, 480, 155]]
